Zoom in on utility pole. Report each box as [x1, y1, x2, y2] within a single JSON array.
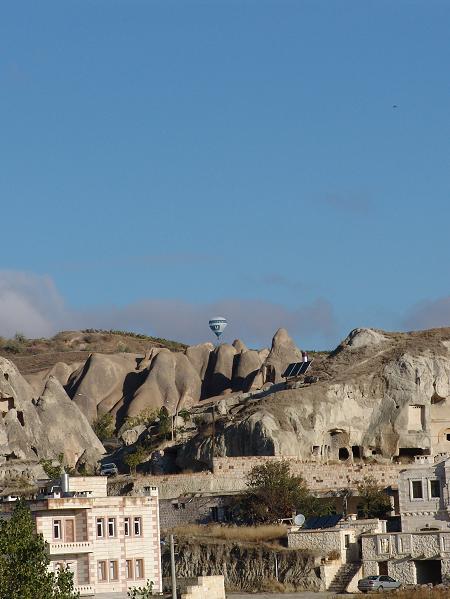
[[211, 404, 216, 459], [170, 534, 177, 599]]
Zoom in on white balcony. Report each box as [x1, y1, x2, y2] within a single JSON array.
[[48, 541, 93, 555], [75, 584, 95, 596]]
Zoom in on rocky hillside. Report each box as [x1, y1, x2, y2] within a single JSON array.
[[2, 325, 450, 480], [161, 533, 321, 591], [0, 356, 104, 477], [176, 327, 450, 470]]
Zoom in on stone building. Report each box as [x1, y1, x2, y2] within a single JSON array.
[[287, 517, 386, 592], [0, 475, 162, 598], [361, 454, 450, 585], [159, 493, 232, 529]]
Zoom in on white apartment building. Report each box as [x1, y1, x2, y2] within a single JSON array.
[[0, 475, 162, 598]]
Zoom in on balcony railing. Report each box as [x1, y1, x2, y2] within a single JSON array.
[[75, 585, 95, 596], [48, 541, 93, 554]]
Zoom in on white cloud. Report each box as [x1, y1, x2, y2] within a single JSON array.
[[403, 296, 450, 331], [0, 270, 337, 347], [0, 271, 70, 338]]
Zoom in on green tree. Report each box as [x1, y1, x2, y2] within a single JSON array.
[[0, 499, 79, 599], [357, 476, 392, 519], [124, 445, 147, 475], [127, 579, 154, 598], [40, 453, 64, 479], [235, 461, 332, 524], [178, 409, 191, 424], [157, 407, 171, 437], [92, 413, 115, 441]]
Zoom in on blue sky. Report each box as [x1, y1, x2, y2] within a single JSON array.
[[1, 0, 449, 348]]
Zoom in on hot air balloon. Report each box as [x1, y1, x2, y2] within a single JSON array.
[[209, 317, 227, 341]]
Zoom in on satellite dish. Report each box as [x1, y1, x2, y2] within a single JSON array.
[[209, 317, 227, 340], [294, 513, 305, 526]]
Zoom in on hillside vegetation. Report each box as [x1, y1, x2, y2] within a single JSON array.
[[0, 330, 187, 374]]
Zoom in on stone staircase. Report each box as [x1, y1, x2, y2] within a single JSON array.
[[327, 561, 361, 593]]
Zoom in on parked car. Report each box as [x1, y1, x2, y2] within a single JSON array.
[[358, 575, 401, 593], [100, 462, 119, 476]]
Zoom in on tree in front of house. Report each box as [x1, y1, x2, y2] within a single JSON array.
[[0, 499, 79, 599], [357, 476, 392, 519], [233, 460, 333, 524], [124, 445, 147, 475]]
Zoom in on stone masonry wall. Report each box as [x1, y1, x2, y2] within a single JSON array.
[[159, 496, 229, 529], [287, 529, 342, 556], [181, 575, 225, 599], [212, 457, 402, 492], [126, 457, 404, 500]]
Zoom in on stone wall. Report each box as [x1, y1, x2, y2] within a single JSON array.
[[124, 457, 404, 500], [288, 529, 343, 557], [181, 576, 225, 599], [212, 456, 403, 493], [159, 496, 230, 529]]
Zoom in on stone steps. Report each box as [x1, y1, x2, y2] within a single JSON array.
[[328, 561, 361, 593]]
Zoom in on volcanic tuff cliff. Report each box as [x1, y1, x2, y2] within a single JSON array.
[[176, 327, 450, 469], [2, 326, 450, 474], [0, 356, 104, 473]]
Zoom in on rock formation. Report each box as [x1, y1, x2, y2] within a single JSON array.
[[175, 327, 450, 470], [5, 324, 450, 478], [0, 357, 104, 469]]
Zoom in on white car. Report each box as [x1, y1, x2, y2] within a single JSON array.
[[100, 462, 118, 476], [358, 575, 401, 593]]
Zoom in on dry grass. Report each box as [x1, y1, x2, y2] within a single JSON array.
[[356, 588, 450, 599], [171, 523, 287, 544]]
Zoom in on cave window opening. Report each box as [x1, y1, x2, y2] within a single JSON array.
[[339, 447, 349, 461], [446, 434, 450, 442], [398, 448, 426, 458], [312, 446, 320, 456], [17, 411, 25, 427], [3, 373, 8, 381], [352, 446, 361, 459]]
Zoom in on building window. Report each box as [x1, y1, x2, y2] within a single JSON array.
[[443, 536, 450, 552], [53, 519, 62, 540], [96, 518, 104, 538], [97, 560, 107, 582], [379, 537, 390, 554], [344, 534, 350, 548], [134, 517, 142, 536], [411, 480, 423, 499], [108, 517, 116, 537], [430, 479, 441, 498], [135, 558, 144, 579], [126, 559, 134, 580], [124, 517, 130, 537], [109, 560, 119, 581]]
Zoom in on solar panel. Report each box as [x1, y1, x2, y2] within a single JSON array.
[[282, 363, 298, 377], [282, 361, 313, 378], [303, 514, 342, 530], [299, 361, 311, 375]]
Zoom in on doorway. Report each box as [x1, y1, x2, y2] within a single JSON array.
[[415, 560, 442, 585]]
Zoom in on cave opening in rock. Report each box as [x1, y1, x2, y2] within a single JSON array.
[[351, 446, 361, 459], [17, 411, 25, 427], [339, 447, 349, 461], [398, 448, 428, 460]]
